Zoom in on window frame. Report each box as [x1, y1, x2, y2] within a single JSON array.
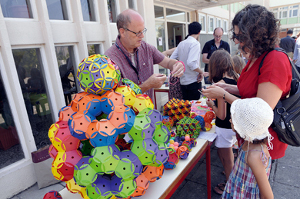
[[208, 16, 215, 33], [198, 13, 206, 33]]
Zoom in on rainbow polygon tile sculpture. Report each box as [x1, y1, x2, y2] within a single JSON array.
[[77, 54, 121, 95], [48, 54, 172, 198]]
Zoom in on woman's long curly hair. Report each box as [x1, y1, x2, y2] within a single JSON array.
[[232, 4, 280, 58]]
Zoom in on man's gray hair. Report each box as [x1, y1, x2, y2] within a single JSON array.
[[117, 9, 137, 32]]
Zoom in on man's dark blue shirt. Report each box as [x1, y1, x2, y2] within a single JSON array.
[[202, 39, 230, 72], [280, 36, 295, 53]]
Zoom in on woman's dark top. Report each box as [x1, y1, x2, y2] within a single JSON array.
[[215, 77, 237, 129]]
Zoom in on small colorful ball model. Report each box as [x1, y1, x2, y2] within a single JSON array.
[[163, 148, 179, 170], [177, 145, 189, 159], [162, 116, 174, 130], [176, 116, 202, 138], [43, 190, 62, 199], [163, 98, 191, 124], [77, 54, 121, 95], [122, 78, 142, 95]]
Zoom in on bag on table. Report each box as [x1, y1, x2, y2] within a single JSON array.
[[259, 48, 300, 146], [31, 145, 59, 189], [169, 75, 183, 100]]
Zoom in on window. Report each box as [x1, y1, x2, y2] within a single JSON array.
[[223, 20, 228, 33], [208, 16, 214, 33], [154, 6, 164, 19], [128, 0, 135, 9], [289, 5, 298, 18], [12, 48, 53, 150], [216, 18, 221, 29], [272, 8, 278, 19], [166, 8, 185, 22], [55, 46, 78, 106], [107, 0, 117, 22], [0, 70, 25, 169], [0, 0, 32, 18], [88, 44, 102, 56], [155, 21, 165, 52], [81, 0, 96, 21], [187, 12, 190, 22], [279, 7, 288, 19], [46, 0, 68, 20], [198, 14, 206, 33]]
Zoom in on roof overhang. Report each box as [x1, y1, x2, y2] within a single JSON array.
[[154, 0, 248, 10]]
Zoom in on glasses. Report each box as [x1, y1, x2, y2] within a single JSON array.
[[233, 32, 240, 41], [214, 35, 222, 39], [124, 28, 147, 37]]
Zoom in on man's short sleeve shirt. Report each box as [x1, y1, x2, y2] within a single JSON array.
[[105, 36, 165, 100], [202, 39, 230, 71]]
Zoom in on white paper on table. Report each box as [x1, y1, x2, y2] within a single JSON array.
[[198, 131, 217, 142]]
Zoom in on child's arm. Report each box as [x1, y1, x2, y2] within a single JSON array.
[[248, 152, 274, 199], [206, 98, 226, 120]]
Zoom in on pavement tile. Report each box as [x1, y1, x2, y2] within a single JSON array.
[[170, 180, 207, 199], [12, 183, 64, 199]]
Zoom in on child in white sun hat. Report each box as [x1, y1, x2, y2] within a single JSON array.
[[221, 97, 274, 199]]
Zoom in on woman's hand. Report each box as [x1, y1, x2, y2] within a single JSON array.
[[206, 98, 215, 108], [201, 84, 224, 99]]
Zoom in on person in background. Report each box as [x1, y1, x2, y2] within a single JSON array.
[[170, 22, 203, 100], [105, 9, 184, 102], [232, 55, 246, 75], [293, 32, 300, 73], [279, 29, 295, 59], [202, 27, 230, 84], [222, 97, 274, 199], [205, 50, 238, 194], [237, 45, 250, 64], [202, 4, 292, 160], [162, 47, 176, 57]]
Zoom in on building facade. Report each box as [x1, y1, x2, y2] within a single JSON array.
[[270, 0, 300, 37]]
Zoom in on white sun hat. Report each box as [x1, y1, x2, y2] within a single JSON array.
[[231, 97, 273, 143]]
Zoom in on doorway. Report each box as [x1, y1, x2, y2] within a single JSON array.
[[167, 22, 186, 49]]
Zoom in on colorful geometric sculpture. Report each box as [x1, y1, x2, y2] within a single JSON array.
[[43, 190, 62, 199], [122, 78, 142, 95], [48, 54, 177, 199], [163, 98, 191, 124], [77, 54, 121, 95], [176, 116, 202, 138]]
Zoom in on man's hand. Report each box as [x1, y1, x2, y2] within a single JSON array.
[[171, 61, 184, 78], [203, 72, 209, 77], [140, 73, 167, 93], [197, 73, 203, 83]]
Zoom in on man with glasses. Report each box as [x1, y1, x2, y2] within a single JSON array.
[[201, 27, 230, 84], [105, 9, 184, 101]]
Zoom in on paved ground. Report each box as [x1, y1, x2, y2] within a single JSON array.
[[9, 143, 300, 199]]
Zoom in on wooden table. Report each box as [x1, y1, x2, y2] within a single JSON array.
[[59, 130, 214, 199]]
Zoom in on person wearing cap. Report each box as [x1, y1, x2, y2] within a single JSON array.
[[221, 97, 274, 199], [105, 9, 184, 102], [202, 4, 292, 160], [170, 21, 204, 100], [280, 29, 295, 59]]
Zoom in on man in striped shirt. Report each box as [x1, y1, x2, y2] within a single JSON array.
[[105, 9, 184, 101]]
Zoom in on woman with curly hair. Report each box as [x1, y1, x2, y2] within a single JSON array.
[[202, 4, 292, 161]]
